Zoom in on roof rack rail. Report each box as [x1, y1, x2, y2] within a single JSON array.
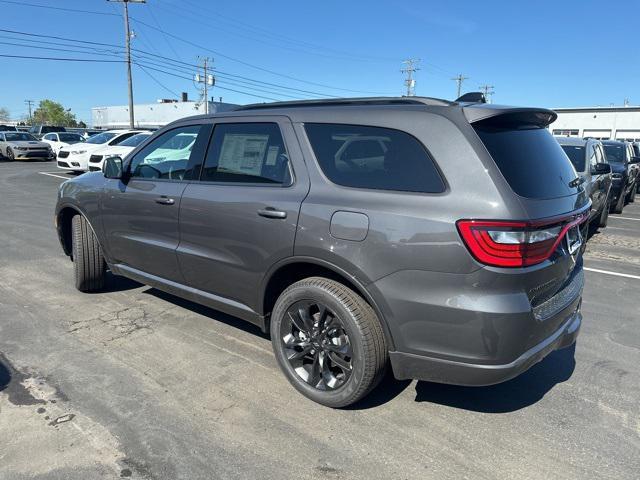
[[234, 96, 454, 111]]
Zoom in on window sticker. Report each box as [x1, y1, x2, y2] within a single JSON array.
[[218, 134, 269, 176]]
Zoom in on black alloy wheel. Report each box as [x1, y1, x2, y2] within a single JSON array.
[[270, 277, 387, 408], [281, 300, 353, 390]]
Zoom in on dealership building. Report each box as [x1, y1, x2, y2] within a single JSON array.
[[550, 105, 640, 141], [92, 94, 238, 129]]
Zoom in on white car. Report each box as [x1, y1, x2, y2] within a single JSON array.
[[87, 132, 152, 172], [56, 129, 147, 173], [41, 132, 86, 155]]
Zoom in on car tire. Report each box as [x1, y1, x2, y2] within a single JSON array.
[[628, 184, 637, 203], [71, 214, 106, 292], [598, 201, 609, 228], [270, 277, 387, 408], [612, 191, 624, 214], [6, 148, 14, 161]]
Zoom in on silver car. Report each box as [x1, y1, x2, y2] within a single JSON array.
[[0, 131, 54, 161]]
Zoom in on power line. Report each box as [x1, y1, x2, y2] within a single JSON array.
[[131, 62, 283, 102], [451, 74, 469, 98], [137, 64, 179, 97], [0, 53, 124, 62], [0, 0, 118, 17], [129, 16, 393, 95], [147, 1, 184, 62], [401, 58, 420, 96]]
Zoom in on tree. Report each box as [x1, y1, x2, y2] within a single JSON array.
[[0, 107, 9, 122], [32, 99, 78, 127]]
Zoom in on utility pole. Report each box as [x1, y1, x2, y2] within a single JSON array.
[[401, 58, 420, 96], [194, 57, 215, 114], [24, 100, 34, 125], [108, 0, 145, 128], [479, 84, 495, 104], [451, 74, 469, 98]]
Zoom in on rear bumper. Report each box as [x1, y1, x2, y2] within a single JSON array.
[[390, 306, 581, 385]]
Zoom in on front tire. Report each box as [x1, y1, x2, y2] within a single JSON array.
[[270, 277, 387, 408], [6, 148, 14, 161], [71, 215, 106, 292]]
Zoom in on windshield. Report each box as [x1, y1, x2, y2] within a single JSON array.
[[85, 132, 118, 144], [4, 133, 36, 142], [560, 145, 586, 172], [603, 144, 625, 163], [118, 133, 151, 147], [58, 133, 84, 143]]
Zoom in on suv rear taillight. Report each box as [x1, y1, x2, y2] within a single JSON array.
[[457, 214, 587, 267]]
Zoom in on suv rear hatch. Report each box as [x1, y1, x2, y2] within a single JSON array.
[[460, 106, 588, 348]]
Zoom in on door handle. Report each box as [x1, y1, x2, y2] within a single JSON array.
[[258, 207, 287, 219], [155, 196, 175, 205]]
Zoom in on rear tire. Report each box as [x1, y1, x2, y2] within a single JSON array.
[[628, 184, 637, 203], [270, 277, 387, 408], [598, 201, 609, 228], [612, 191, 624, 214], [71, 214, 105, 292]]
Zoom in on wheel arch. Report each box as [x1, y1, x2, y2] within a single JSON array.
[[260, 257, 396, 350], [56, 204, 101, 258]]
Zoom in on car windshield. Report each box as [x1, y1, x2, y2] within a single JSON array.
[[118, 133, 151, 147], [5, 133, 36, 141], [560, 145, 586, 172], [58, 133, 84, 143], [603, 144, 625, 163], [85, 132, 118, 144]]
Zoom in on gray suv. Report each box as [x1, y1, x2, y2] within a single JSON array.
[[55, 97, 588, 407]]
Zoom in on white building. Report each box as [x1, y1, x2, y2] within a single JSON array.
[[92, 97, 238, 129], [551, 106, 640, 141]]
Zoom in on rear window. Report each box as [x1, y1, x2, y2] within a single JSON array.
[[560, 145, 586, 172], [474, 125, 579, 199], [304, 123, 445, 193], [603, 144, 625, 163]]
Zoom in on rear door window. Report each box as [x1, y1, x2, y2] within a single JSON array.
[[474, 124, 580, 199], [304, 123, 445, 193]]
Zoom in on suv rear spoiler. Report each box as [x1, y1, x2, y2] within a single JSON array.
[[463, 105, 557, 127]]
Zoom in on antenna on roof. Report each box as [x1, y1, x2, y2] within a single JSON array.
[[456, 92, 486, 103]]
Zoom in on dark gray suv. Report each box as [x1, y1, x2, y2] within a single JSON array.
[[55, 97, 588, 407]]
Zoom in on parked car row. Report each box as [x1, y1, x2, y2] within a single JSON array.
[[56, 129, 151, 173], [555, 137, 639, 228]]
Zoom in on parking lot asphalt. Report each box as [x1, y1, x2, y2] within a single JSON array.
[[0, 161, 638, 480]]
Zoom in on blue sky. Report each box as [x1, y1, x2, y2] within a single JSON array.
[[0, 0, 637, 124]]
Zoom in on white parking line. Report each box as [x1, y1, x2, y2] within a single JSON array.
[[610, 216, 640, 222], [39, 171, 71, 180], [584, 267, 640, 280]]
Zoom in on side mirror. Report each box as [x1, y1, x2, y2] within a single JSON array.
[[103, 155, 124, 179], [630, 156, 640, 164], [592, 163, 612, 175]]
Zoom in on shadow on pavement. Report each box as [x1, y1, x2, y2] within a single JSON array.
[[414, 343, 576, 413], [0, 354, 10, 393], [143, 288, 269, 339]]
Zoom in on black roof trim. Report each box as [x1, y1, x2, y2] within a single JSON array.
[[234, 96, 455, 111]]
